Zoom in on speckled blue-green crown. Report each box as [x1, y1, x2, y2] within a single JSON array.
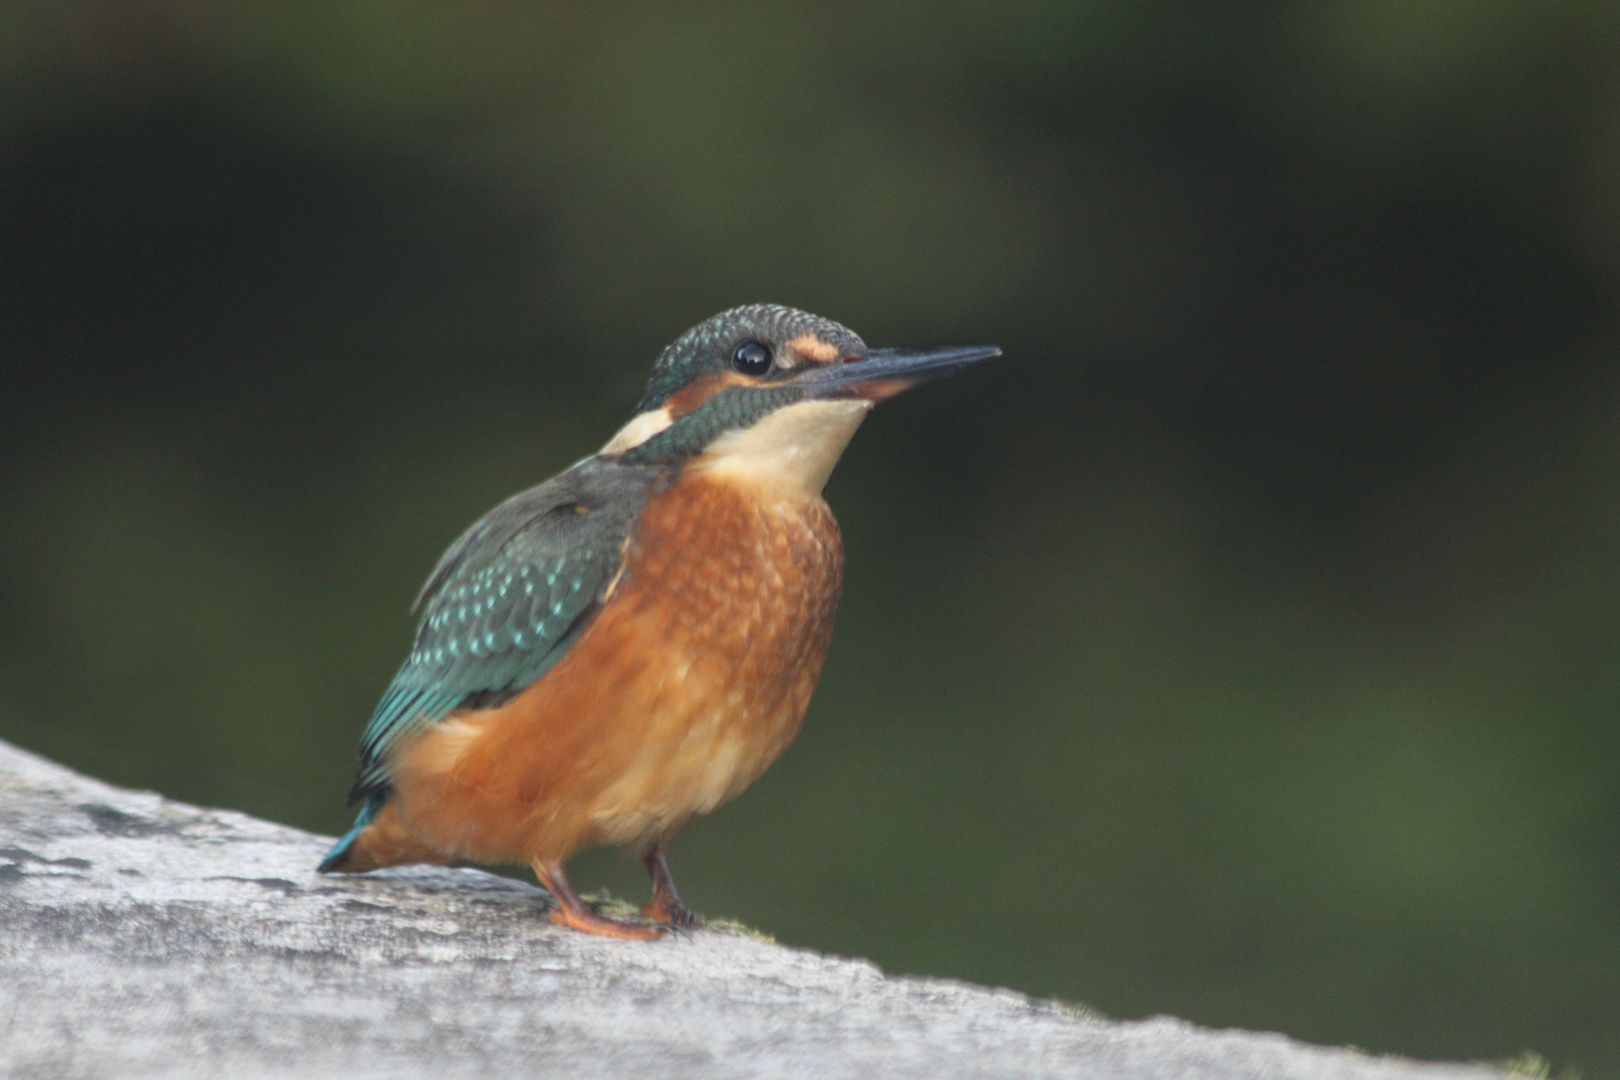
[[636, 304, 867, 412]]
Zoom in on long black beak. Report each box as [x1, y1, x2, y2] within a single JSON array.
[[793, 345, 1001, 401]]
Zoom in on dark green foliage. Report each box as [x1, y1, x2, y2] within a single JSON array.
[[0, 4, 1617, 1075]]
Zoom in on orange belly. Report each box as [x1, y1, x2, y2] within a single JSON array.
[[383, 470, 842, 865]]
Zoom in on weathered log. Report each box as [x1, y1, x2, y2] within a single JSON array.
[[0, 738, 1505, 1080]]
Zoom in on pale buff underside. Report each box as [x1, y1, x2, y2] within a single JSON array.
[[393, 652, 801, 856]]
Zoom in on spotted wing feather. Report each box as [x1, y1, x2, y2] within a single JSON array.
[[348, 456, 665, 802]]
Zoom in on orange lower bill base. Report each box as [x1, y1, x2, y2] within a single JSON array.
[[846, 375, 917, 402]]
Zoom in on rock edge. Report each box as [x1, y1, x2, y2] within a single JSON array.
[[0, 738, 1505, 1080]]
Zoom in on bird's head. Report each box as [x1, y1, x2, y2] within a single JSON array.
[[602, 305, 998, 496]]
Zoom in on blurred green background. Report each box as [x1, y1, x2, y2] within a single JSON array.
[[1, 1, 1617, 1072]]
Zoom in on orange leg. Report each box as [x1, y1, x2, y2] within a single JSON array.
[[641, 840, 699, 928], [532, 858, 664, 941]]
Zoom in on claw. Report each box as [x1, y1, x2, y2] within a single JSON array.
[[641, 896, 700, 929], [641, 840, 701, 930]]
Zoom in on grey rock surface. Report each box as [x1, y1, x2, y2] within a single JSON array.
[[0, 738, 1504, 1080]]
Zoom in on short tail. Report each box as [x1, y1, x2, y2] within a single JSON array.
[[317, 794, 450, 874], [318, 796, 382, 873]]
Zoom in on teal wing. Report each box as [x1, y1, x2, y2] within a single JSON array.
[[346, 456, 663, 804]]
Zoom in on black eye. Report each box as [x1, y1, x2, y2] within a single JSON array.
[[732, 341, 772, 375]]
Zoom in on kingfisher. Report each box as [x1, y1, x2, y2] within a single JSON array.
[[318, 304, 998, 939]]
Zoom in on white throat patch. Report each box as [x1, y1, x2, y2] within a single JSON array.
[[693, 399, 872, 497]]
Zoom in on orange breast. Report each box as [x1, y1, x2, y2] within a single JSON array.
[[387, 469, 843, 865]]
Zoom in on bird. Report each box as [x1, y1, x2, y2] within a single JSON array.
[[318, 304, 998, 939]]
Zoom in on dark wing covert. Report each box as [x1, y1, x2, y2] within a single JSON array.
[[348, 456, 665, 802]]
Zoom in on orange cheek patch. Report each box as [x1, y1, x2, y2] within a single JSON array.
[[663, 372, 755, 418], [788, 334, 840, 365]]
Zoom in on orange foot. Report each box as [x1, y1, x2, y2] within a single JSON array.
[[547, 903, 665, 940], [533, 857, 665, 941]]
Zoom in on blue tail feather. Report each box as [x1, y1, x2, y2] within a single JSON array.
[[318, 796, 383, 873]]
